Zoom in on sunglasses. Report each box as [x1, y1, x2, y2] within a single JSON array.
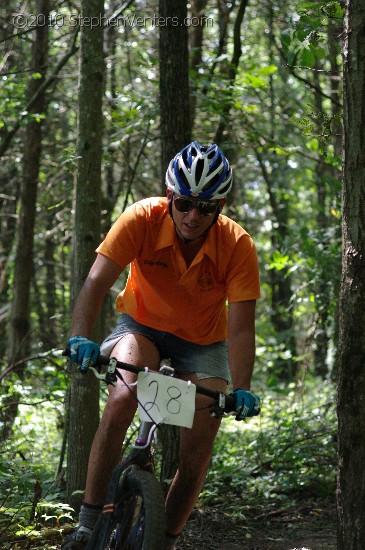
[[173, 196, 219, 216]]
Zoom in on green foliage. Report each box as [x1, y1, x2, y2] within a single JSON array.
[[0, 444, 71, 547], [202, 378, 336, 514], [0, 353, 70, 546], [0, 373, 336, 547], [281, 1, 343, 68]]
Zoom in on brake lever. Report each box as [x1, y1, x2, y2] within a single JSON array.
[[210, 392, 237, 418], [89, 358, 118, 386], [210, 392, 227, 418]]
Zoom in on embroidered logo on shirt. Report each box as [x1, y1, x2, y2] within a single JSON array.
[[144, 259, 168, 268], [197, 270, 214, 290]]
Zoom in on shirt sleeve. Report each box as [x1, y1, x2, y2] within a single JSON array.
[[226, 234, 260, 303], [96, 203, 146, 269]]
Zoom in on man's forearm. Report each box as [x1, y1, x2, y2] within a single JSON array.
[[228, 331, 256, 390], [69, 254, 122, 339], [228, 300, 257, 390], [70, 278, 106, 338]]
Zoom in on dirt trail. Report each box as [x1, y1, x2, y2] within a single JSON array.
[[177, 501, 336, 550], [5, 496, 336, 549]]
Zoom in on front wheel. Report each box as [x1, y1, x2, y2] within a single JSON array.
[[91, 469, 167, 550]]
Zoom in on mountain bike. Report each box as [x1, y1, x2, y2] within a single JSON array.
[[74, 355, 236, 550]]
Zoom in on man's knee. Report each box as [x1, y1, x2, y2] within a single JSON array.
[[111, 333, 160, 369], [101, 389, 137, 434]]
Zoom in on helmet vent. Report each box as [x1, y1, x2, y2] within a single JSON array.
[[165, 141, 233, 199]]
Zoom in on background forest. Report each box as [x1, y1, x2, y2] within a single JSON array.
[[0, 0, 346, 548]]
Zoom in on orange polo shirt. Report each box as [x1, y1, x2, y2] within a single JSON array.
[[96, 197, 260, 345]]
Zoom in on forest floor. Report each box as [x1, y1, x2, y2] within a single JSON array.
[[177, 496, 336, 550], [3, 494, 336, 550]]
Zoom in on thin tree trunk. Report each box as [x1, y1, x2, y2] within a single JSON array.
[[189, 0, 208, 127], [214, 0, 249, 145], [0, 176, 18, 361], [158, 0, 191, 485], [311, 68, 338, 376], [256, 151, 297, 381], [65, 0, 105, 513], [337, 1, 365, 547], [159, 0, 191, 189], [2, 0, 50, 441]]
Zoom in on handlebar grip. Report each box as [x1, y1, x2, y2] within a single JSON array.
[[96, 354, 111, 366], [62, 347, 109, 367], [224, 394, 236, 414]]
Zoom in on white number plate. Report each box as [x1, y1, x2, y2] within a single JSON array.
[[137, 371, 196, 428]]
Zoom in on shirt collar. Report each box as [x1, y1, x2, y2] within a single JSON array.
[[155, 213, 176, 250], [155, 211, 218, 266], [203, 226, 218, 265]]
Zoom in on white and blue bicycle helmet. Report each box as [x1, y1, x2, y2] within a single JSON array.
[[165, 141, 233, 199]]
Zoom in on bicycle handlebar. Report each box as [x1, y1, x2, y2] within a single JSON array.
[[99, 355, 236, 415], [64, 348, 236, 416]]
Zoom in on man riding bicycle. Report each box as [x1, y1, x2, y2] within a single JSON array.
[[62, 142, 261, 549]]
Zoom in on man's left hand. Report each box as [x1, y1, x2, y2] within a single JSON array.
[[230, 389, 261, 420]]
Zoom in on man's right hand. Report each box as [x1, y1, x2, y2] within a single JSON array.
[[68, 336, 100, 373]]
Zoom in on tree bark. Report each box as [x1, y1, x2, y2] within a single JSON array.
[[337, 1, 365, 547], [8, 0, 49, 365], [65, 0, 105, 512], [2, 0, 50, 441], [158, 0, 191, 485], [159, 0, 191, 189], [214, 0, 249, 145], [189, 0, 208, 127]]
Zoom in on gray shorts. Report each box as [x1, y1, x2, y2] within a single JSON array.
[[101, 314, 229, 382]]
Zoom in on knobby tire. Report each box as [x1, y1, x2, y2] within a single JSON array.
[[89, 469, 166, 550]]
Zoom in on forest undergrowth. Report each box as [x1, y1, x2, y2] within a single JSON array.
[[0, 376, 337, 549]]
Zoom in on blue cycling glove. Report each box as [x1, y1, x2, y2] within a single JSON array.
[[68, 336, 100, 373], [231, 389, 261, 420]]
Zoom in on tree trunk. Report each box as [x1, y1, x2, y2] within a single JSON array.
[[8, 0, 49, 366], [65, 0, 105, 513], [255, 5, 298, 381], [311, 51, 342, 377], [0, 172, 18, 361], [2, 0, 50, 441], [214, 0, 249, 146], [158, 0, 191, 485], [159, 0, 191, 189], [256, 153, 297, 381], [337, 1, 365, 547], [189, 0, 208, 127]]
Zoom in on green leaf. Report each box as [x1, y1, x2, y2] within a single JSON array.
[[313, 45, 326, 60], [298, 1, 320, 10], [298, 46, 316, 67], [306, 138, 319, 151], [256, 65, 277, 76], [281, 29, 292, 55], [269, 250, 291, 271], [321, 1, 345, 19], [268, 146, 289, 156]]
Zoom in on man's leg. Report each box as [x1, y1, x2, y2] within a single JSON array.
[[165, 374, 227, 536], [62, 334, 161, 548], [84, 333, 161, 505]]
